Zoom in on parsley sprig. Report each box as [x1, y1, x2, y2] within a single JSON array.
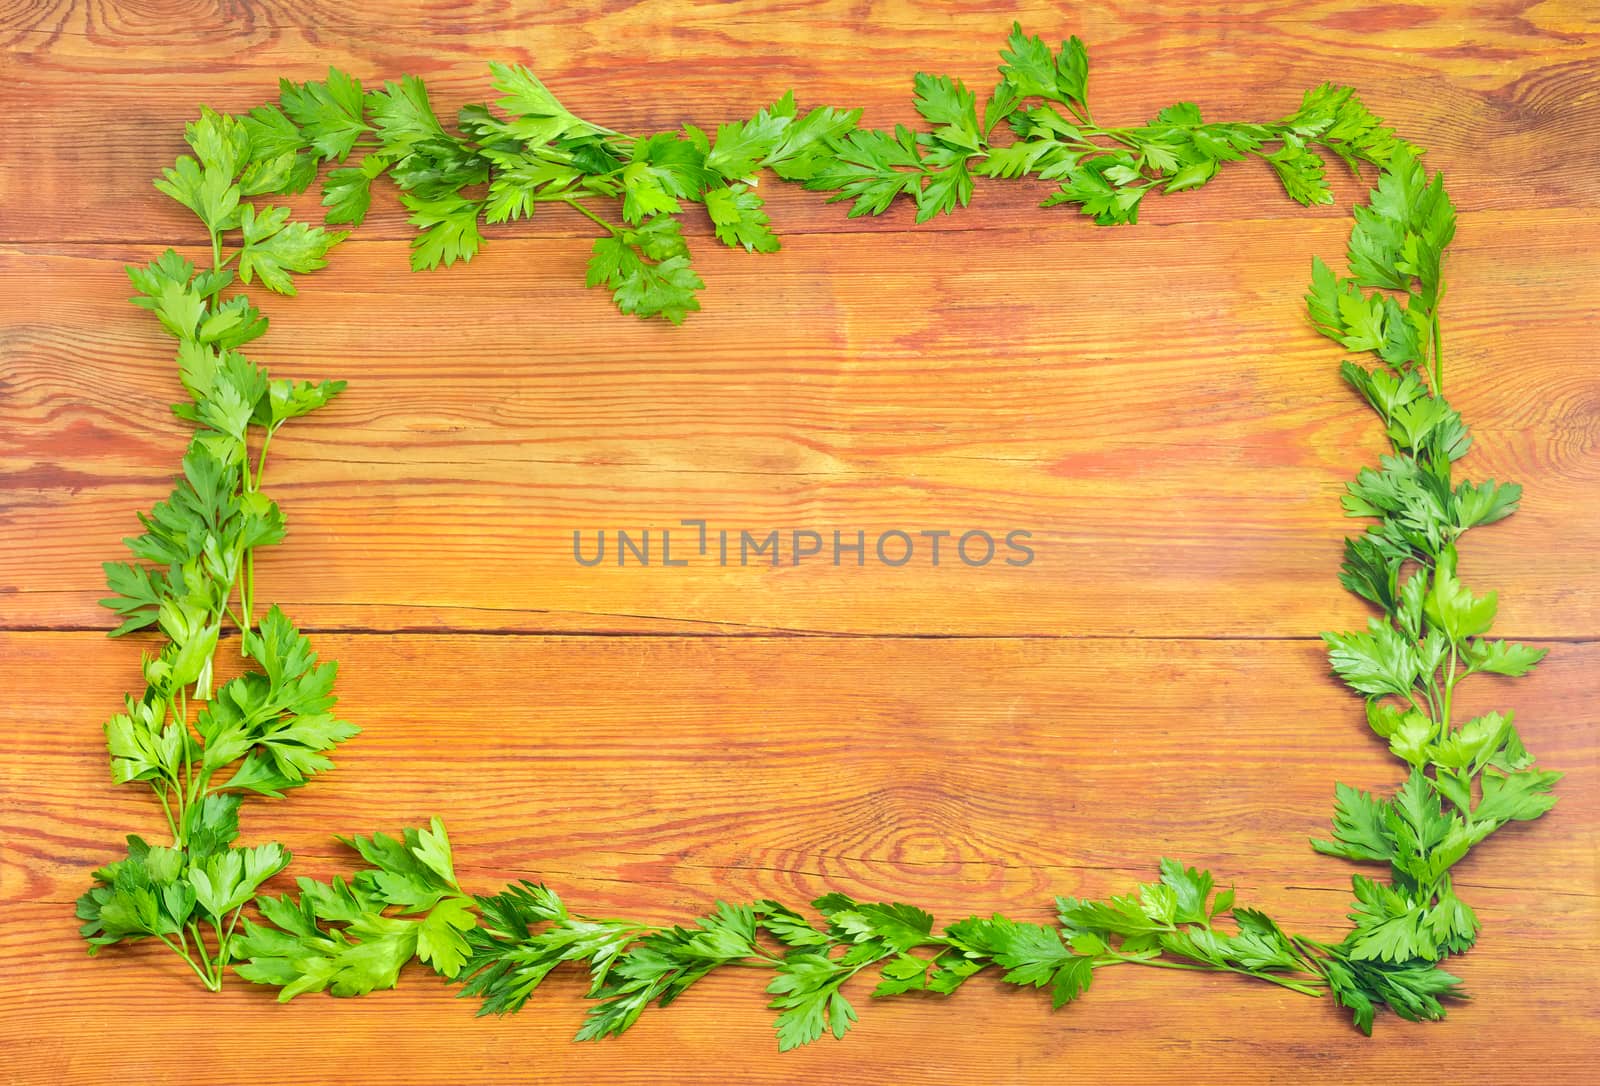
[[448, 863, 1342, 1050], [78, 108, 352, 989], [167, 24, 1415, 324], [85, 24, 1558, 1048], [803, 25, 1410, 227], [230, 819, 478, 996], [1304, 148, 1558, 1023]]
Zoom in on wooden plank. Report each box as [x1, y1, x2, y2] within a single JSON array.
[[3, 212, 1596, 636], [1, 632, 1594, 1082], [3, 0, 1596, 1081], [3, 2, 1599, 244], [1, 902, 1595, 1085], [7, 632, 1592, 906]]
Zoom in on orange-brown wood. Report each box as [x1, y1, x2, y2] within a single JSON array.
[[1, 1, 1596, 1082], [2, 633, 1597, 1083], [4, 213, 1598, 637]]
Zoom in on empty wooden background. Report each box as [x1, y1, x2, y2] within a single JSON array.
[[2, 1, 1596, 1082]]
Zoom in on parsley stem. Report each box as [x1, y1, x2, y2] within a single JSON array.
[[155, 785, 179, 841], [256, 425, 276, 487], [1238, 969, 1324, 996], [1441, 645, 1459, 732], [234, 425, 270, 640], [1099, 953, 1208, 971], [1292, 934, 1338, 953], [242, 550, 256, 634], [1101, 954, 1323, 996], [220, 906, 246, 967], [209, 231, 224, 305], [157, 927, 219, 991], [1405, 687, 1432, 720], [212, 915, 237, 974], [155, 932, 218, 990], [563, 197, 620, 235], [176, 688, 192, 844], [1420, 680, 1440, 723], [188, 920, 221, 988]]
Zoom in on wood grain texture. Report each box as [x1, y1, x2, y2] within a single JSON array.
[[4, 215, 1598, 636], [4, 0, 1599, 243], [0, 0, 1596, 1082], [2, 633, 1597, 1084]]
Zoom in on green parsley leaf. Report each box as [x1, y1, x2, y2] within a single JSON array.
[[1266, 134, 1333, 205], [402, 193, 485, 271], [232, 822, 479, 995], [705, 102, 792, 179], [1041, 156, 1145, 224], [704, 183, 779, 252], [1474, 767, 1561, 824], [1423, 557, 1497, 644], [155, 154, 241, 233], [803, 125, 924, 216], [767, 953, 860, 1050], [912, 72, 981, 152], [280, 68, 370, 161], [488, 61, 604, 145], [322, 153, 390, 227], [1466, 638, 1545, 677], [1323, 618, 1421, 697], [368, 74, 448, 154], [190, 842, 290, 918], [585, 216, 704, 324], [237, 204, 348, 295]]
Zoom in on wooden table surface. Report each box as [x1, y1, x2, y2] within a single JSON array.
[[2, 1, 1597, 1082]]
